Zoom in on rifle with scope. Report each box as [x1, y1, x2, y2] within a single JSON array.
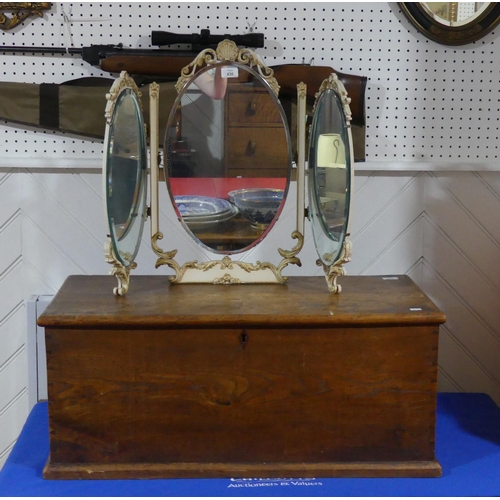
[[0, 28, 367, 157], [0, 29, 265, 77]]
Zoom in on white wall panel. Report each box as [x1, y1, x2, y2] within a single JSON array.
[[439, 325, 500, 401], [0, 305, 25, 371], [360, 216, 424, 277], [0, 172, 20, 226], [0, 350, 28, 414], [0, 212, 21, 275], [349, 172, 425, 274], [423, 219, 500, 339], [0, 260, 23, 325], [421, 262, 500, 396], [425, 172, 500, 294], [0, 164, 27, 468]]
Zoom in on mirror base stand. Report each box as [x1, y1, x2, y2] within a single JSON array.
[[104, 239, 137, 296], [318, 237, 352, 293], [152, 231, 304, 285]]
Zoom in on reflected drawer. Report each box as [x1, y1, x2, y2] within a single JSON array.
[[225, 126, 289, 172], [227, 91, 282, 126]]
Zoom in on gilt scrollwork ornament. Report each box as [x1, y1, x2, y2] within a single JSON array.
[[151, 231, 182, 277], [104, 71, 143, 124], [297, 82, 307, 100], [152, 230, 303, 285], [315, 73, 353, 125], [104, 239, 137, 296], [213, 274, 242, 285], [149, 81, 160, 100], [175, 47, 218, 94], [276, 230, 304, 276], [317, 237, 353, 294], [175, 39, 279, 97], [215, 39, 239, 62], [236, 46, 278, 95], [0, 2, 50, 30]]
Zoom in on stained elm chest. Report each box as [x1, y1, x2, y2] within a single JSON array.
[[38, 274, 445, 479]]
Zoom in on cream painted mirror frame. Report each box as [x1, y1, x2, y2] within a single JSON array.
[[151, 40, 305, 285], [103, 72, 148, 296], [303, 73, 354, 293]]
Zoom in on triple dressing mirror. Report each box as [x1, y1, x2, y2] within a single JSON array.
[[103, 40, 354, 295]]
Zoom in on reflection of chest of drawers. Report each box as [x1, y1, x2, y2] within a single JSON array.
[[224, 83, 289, 178]]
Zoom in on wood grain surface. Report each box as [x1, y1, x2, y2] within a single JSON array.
[[41, 275, 444, 479], [38, 275, 446, 328]]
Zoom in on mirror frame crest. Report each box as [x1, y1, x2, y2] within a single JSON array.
[[151, 39, 304, 285], [309, 73, 354, 294], [174, 39, 280, 96], [399, 2, 500, 45], [102, 71, 145, 296]]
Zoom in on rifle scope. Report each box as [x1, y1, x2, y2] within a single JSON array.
[[151, 29, 264, 49]]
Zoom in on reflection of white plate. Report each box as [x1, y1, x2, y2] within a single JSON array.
[[174, 196, 232, 218], [184, 206, 239, 229]]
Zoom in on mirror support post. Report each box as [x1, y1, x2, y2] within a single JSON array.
[[296, 82, 307, 237], [149, 82, 160, 237]]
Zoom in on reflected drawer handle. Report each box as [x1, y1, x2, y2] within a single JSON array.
[[246, 100, 257, 116], [245, 140, 256, 156]]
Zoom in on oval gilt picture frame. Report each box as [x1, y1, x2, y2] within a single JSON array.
[[399, 2, 500, 45]]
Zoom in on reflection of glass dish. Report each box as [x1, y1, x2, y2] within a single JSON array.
[[228, 189, 284, 229], [174, 195, 238, 228], [175, 196, 233, 217], [183, 206, 239, 229]]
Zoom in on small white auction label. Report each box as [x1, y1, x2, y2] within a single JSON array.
[[222, 67, 239, 78]]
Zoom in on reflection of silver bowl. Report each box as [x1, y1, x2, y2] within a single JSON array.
[[229, 189, 284, 229]]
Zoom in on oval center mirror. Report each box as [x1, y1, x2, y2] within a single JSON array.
[[308, 86, 351, 268], [164, 62, 292, 254]]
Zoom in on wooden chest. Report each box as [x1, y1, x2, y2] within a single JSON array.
[[38, 275, 445, 479]]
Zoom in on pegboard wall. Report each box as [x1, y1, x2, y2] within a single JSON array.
[[1, 2, 500, 168]]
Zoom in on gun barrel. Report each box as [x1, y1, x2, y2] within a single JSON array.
[[151, 30, 264, 48], [0, 46, 83, 56]]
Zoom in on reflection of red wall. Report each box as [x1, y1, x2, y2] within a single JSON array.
[[169, 178, 287, 200]]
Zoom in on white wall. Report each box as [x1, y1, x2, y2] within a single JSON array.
[[1, 2, 500, 468]]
